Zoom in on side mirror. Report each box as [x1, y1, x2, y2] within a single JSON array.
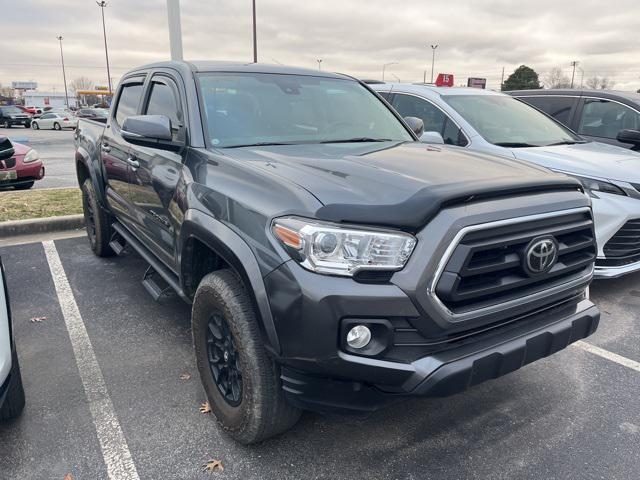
[[0, 137, 15, 161], [616, 129, 640, 146], [121, 115, 175, 149], [420, 131, 445, 144], [404, 116, 424, 137]]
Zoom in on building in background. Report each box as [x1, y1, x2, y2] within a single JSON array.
[[22, 91, 77, 108]]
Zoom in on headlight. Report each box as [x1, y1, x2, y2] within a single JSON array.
[[566, 174, 626, 197], [23, 149, 39, 163], [272, 216, 417, 276]]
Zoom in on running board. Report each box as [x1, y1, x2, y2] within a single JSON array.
[[111, 222, 191, 304], [142, 265, 174, 301], [108, 231, 126, 256]]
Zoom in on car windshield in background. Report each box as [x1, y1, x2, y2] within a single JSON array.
[[443, 95, 583, 147], [198, 73, 414, 148], [1, 106, 23, 115]]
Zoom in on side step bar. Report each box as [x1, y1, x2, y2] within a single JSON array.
[[111, 222, 191, 304]]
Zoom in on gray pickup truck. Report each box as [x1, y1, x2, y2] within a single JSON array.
[[75, 61, 600, 443]]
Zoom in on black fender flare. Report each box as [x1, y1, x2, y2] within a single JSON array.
[[75, 146, 108, 209], [179, 209, 281, 355]]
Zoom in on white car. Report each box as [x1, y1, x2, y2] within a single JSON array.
[[371, 83, 640, 278], [31, 112, 78, 130]]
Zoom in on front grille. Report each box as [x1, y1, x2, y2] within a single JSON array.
[[435, 210, 596, 314], [0, 158, 16, 169], [601, 219, 640, 266]]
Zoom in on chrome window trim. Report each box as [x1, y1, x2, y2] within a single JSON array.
[[428, 207, 594, 322], [388, 91, 472, 147]]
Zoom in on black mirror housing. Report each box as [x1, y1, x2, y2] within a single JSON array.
[[616, 129, 640, 146], [121, 115, 177, 150], [403, 116, 425, 138], [0, 136, 15, 161]]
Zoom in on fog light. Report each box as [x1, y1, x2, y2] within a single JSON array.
[[346, 325, 371, 349]]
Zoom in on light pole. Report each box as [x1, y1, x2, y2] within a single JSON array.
[[570, 60, 579, 89], [56, 36, 69, 107], [166, 0, 184, 61], [252, 0, 257, 62], [382, 62, 398, 81], [317, 59, 322, 71], [96, 1, 112, 94], [578, 66, 585, 89], [430, 44, 438, 83]]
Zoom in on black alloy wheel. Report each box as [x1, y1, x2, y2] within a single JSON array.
[[206, 312, 243, 406]]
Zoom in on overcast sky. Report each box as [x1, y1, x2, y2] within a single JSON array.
[[1, 0, 639, 92]]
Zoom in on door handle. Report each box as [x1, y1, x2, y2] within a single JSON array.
[[126, 157, 140, 169], [101, 143, 111, 153]]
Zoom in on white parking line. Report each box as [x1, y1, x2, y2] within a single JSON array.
[[573, 340, 640, 373], [43, 240, 140, 480]]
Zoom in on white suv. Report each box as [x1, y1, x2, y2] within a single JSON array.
[[371, 83, 640, 279], [0, 141, 26, 421]]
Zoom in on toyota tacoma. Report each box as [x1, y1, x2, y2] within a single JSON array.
[[75, 61, 600, 443]]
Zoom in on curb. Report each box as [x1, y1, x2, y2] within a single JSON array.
[[0, 214, 85, 238]]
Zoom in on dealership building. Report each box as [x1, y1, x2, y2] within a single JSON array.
[[22, 91, 77, 108]]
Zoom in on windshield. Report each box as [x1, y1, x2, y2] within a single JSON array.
[[198, 73, 413, 148], [2, 106, 23, 115], [443, 95, 582, 147]]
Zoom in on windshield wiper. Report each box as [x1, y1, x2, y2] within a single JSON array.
[[319, 138, 393, 144], [493, 142, 539, 148], [224, 141, 304, 148], [545, 140, 587, 146]]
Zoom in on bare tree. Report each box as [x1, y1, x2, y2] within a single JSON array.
[[585, 75, 616, 90], [544, 67, 572, 89], [69, 76, 94, 94]]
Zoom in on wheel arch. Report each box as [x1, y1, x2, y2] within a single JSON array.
[[179, 209, 281, 355], [75, 147, 108, 208]]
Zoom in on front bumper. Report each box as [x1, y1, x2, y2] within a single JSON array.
[[280, 298, 599, 412], [4, 118, 31, 127], [591, 193, 640, 278], [266, 259, 599, 413]]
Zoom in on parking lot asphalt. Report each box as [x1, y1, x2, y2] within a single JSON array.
[[0, 126, 76, 190], [0, 235, 638, 479]]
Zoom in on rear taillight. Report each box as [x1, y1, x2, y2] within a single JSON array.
[[63, 117, 69, 121]]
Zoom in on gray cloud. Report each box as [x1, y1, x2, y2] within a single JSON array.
[[1, 0, 638, 91]]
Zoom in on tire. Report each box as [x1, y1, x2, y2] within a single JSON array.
[[0, 350, 26, 421], [31, 122, 39, 130], [192, 270, 301, 444], [81, 179, 114, 257], [13, 182, 34, 190], [2, 120, 11, 128], [53, 122, 61, 131]]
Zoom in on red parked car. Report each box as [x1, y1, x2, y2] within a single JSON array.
[[0, 138, 44, 190]]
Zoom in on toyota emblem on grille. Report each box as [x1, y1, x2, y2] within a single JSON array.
[[524, 236, 558, 276]]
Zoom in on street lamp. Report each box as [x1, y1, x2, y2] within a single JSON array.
[[56, 36, 69, 107], [317, 59, 322, 71], [252, 0, 257, 62], [96, 1, 112, 94], [430, 44, 438, 83], [382, 62, 398, 82]]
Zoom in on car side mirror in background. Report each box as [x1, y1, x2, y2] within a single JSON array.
[[616, 129, 640, 146], [420, 131, 445, 145], [121, 115, 175, 150], [0, 137, 15, 161], [403, 116, 424, 138]]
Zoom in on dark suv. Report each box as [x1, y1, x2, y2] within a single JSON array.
[[509, 89, 640, 150], [75, 61, 600, 443], [0, 106, 31, 128]]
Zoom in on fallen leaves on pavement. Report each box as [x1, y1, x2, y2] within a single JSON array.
[[179, 372, 192, 381], [63, 474, 74, 480], [30, 316, 47, 323], [202, 459, 223, 473], [199, 402, 211, 414]]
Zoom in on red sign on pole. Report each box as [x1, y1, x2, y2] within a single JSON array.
[[435, 74, 454, 87]]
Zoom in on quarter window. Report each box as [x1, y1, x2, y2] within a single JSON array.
[[578, 99, 640, 139], [114, 82, 144, 127]]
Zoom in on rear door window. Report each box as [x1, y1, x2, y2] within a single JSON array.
[[519, 96, 578, 127]]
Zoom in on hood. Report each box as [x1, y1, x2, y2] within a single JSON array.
[[11, 142, 30, 157], [222, 142, 582, 230], [512, 141, 640, 182]]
